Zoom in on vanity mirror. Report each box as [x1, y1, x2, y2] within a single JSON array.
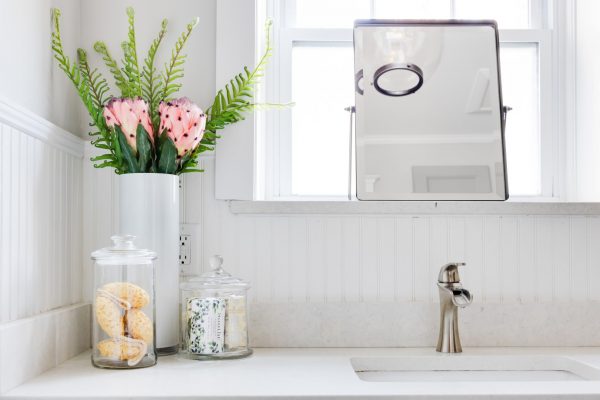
[[353, 20, 508, 201]]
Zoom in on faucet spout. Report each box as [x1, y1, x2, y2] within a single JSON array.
[[436, 263, 472, 353], [451, 288, 472, 307]]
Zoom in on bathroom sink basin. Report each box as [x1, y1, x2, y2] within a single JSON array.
[[351, 355, 600, 382]]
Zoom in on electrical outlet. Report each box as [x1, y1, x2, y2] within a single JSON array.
[[179, 234, 191, 266], [180, 224, 202, 276]]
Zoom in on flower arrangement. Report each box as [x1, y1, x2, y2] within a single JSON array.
[[51, 8, 276, 174]]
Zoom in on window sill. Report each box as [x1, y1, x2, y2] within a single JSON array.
[[229, 200, 600, 215]]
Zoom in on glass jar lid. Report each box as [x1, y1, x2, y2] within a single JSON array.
[[91, 235, 157, 262], [181, 255, 249, 290]]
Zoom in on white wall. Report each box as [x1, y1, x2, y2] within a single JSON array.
[[0, 0, 83, 135], [0, 0, 90, 393]]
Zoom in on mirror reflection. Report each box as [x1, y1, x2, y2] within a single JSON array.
[[354, 21, 508, 200]]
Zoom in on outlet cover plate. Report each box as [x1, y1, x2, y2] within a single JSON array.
[[180, 224, 202, 276]]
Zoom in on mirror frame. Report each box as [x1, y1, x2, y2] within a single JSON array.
[[353, 19, 509, 201]]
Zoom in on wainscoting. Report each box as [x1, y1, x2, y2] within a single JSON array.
[[0, 100, 89, 393], [181, 156, 600, 347], [183, 157, 600, 305]]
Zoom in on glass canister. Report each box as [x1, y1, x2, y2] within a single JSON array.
[[91, 235, 157, 369], [180, 255, 252, 360]]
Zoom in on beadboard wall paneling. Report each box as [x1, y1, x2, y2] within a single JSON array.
[[81, 142, 120, 303], [0, 105, 89, 394], [0, 118, 84, 324], [181, 157, 600, 306]]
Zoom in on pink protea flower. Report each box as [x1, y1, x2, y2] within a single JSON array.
[[103, 97, 154, 152], [158, 98, 207, 157]]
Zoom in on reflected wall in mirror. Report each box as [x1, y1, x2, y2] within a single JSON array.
[[354, 20, 508, 200]]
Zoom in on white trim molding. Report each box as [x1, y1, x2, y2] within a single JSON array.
[[230, 200, 600, 215], [0, 303, 91, 394], [214, 0, 259, 200], [0, 96, 84, 158], [554, 0, 579, 201]]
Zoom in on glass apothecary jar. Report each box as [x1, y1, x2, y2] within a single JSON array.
[[91, 235, 157, 369], [180, 255, 252, 360]]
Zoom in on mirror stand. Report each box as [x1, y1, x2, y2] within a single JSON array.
[[345, 105, 356, 201]]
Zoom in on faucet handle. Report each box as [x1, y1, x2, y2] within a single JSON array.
[[438, 262, 466, 283]]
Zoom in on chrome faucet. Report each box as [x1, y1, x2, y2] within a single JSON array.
[[436, 262, 473, 353]]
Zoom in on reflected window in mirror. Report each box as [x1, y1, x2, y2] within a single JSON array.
[[262, 0, 554, 199]]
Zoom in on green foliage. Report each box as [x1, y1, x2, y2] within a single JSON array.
[[111, 129, 124, 173], [161, 17, 200, 101], [93, 41, 131, 97], [116, 126, 139, 173], [136, 125, 153, 171], [157, 131, 178, 174], [77, 48, 118, 169], [142, 19, 168, 130], [77, 49, 110, 124], [121, 7, 143, 97], [52, 8, 122, 171], [51, 9, 94, 120], [52, 8, 283, 176], [77, 50, 109, 110]]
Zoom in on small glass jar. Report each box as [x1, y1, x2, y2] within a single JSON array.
[[180, 255, 252, 360], [91, 235, 157, 369]]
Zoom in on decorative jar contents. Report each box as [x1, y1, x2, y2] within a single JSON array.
[[180, 255, 252, 360], [91, 235, 157, 369]]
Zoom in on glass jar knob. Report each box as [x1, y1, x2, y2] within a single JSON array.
[[209, 255, 225, 274], [110, 234, 137, 250]]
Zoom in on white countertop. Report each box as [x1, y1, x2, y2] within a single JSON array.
[[5, 348, 600, 399]]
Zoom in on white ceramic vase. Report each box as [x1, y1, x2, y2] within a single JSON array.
[[118, 173, 179, 354]]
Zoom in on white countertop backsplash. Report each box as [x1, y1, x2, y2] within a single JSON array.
[[6, 347, 600, 399], [249, 302, 600, 347]]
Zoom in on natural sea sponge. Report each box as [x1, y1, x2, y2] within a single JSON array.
[[94, 281, 153, 366], [126, 308, 153, 344], [100, 282, 150, 309], [95, 294, 125, 338], [97, 336, 147, 366]]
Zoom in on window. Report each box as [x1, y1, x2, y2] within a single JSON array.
[[262, 0, 557, 199]]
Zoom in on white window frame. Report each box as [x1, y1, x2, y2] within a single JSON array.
[[257, 0, 571, 201]]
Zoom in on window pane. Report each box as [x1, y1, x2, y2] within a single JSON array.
[[455, 0, 531, 29], [291, 44, 354, 196], [374, 0, 452, 19], [295, 0, 370, 28], [289, 43, 542, 197], [500, 43, 541, 196]]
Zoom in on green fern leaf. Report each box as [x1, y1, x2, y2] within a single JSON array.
[[160, 17, 199, 101], [51, 8, 122, 171], [93, 41, 130, 97], [142, 18, 168, 130], [77, 49, 111, 116], [120, 7, 143, 97]]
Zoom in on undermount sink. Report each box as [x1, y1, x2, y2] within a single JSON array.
[[351, 355, 600, 382]]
